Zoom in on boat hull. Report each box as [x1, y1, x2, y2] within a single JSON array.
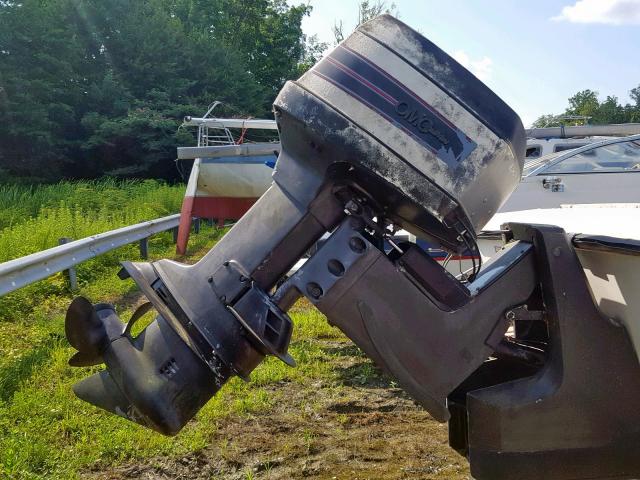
[[176, 154, 276, 254]]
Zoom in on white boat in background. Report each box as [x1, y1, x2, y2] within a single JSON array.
[[482, 131, 640, 247], [524, 123, 640, 159], [487, 134, 640, 231], [417, 133, 640, 276], [525, 137, 608, 159], [175, 103, 280, 254], [418, 125, 640, 274]]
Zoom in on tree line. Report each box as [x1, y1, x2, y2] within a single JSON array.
[[533, 86, 640, 127], [2, 0, 637, 183], [0, 0, 325, 182]]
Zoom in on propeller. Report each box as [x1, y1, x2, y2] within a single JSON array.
[[65, 297, 124, 367], [66, 299, 229, 435]]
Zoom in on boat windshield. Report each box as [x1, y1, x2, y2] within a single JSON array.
[[522, 152, 563, 177], [522, 137, 640, 177], [543, 139, 640, 173]]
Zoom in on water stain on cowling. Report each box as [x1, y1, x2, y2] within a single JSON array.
[[276, 85, 462, 231]]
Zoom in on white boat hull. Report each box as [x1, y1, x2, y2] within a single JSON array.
[[192, 159, 273, 198]]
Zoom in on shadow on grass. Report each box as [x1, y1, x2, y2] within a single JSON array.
[[0, 334, 63, 402], [321, 343, 399, 389], [335, 361, 397, 389], [326, 399, 399, 414]]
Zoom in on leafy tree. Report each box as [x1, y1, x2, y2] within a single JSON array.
[[533, 85, 640, 128], [531, 114, 562, 128], [0, 0, 319, 182], [0, 0, 90, 179], [566, 89, 600, 119], [630, 84, 640, 107], [296, 34, 328, 77], [170, 0, 325, 102], [594, 95, 625, 124]]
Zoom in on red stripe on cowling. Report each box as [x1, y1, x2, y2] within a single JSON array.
[[311, 70, 439, 156], [325, 56, 398, 105], [339, 44, 461, 132]]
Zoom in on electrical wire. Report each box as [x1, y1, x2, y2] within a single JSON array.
[[460, 233, 482, 283]]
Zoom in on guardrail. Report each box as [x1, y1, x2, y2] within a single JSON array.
[[0, 214, 181, 296]]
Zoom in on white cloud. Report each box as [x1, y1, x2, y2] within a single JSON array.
[[552, 0, 640, 25], [453, 50, 493, 82]]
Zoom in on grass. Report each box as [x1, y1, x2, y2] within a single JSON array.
[[0, 179, 183, 232], [0, 179, 185, 322], [0, 179, 348, 479], [0, 294, 343, 479]]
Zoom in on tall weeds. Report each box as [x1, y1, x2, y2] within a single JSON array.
[[0, 179, 187, 320], [0, 179, 183, 231]]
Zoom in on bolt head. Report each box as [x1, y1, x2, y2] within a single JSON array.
[[306, 282, 324, 299]]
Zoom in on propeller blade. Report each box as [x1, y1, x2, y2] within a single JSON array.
[[68, 351, 103, 367], [65, 297, 106, 356]]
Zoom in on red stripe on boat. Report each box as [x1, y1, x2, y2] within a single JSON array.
[[176, 196, 258, 254]]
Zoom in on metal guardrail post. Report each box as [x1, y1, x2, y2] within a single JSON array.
[[139, 237, 149, 259], [193, 218, 201, 234], [172, 227, 179, 244], [58, 238, 78, 291]]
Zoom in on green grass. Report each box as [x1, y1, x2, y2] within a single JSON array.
[[0, 179, 186, 322], [0, 179, 183, 231], [0, 179, 345, 479], [0, 307, 341, 479]]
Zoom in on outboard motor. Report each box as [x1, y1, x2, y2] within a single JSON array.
[[66, 15, 640, 479]]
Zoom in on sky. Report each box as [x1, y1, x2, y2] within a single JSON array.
[[294, 0, 640, 127]]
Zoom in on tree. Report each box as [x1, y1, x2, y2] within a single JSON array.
[[295, 34, 328, 77], [532, 85, 640, 128], [566, 89, 600, 118], [594, 95, 625, 124], [531, 114, 563, 128], [630, 84, 640, 107], [0, 0, 319, 181], [333, 1, 398, 44], [170, 0, 324, 102], [0, 0, 91, 180]]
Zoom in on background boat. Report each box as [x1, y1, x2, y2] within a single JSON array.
[[175, 103, 280, 254]]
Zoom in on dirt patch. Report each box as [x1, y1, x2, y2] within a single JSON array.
[[86, 339, 470, 480]]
